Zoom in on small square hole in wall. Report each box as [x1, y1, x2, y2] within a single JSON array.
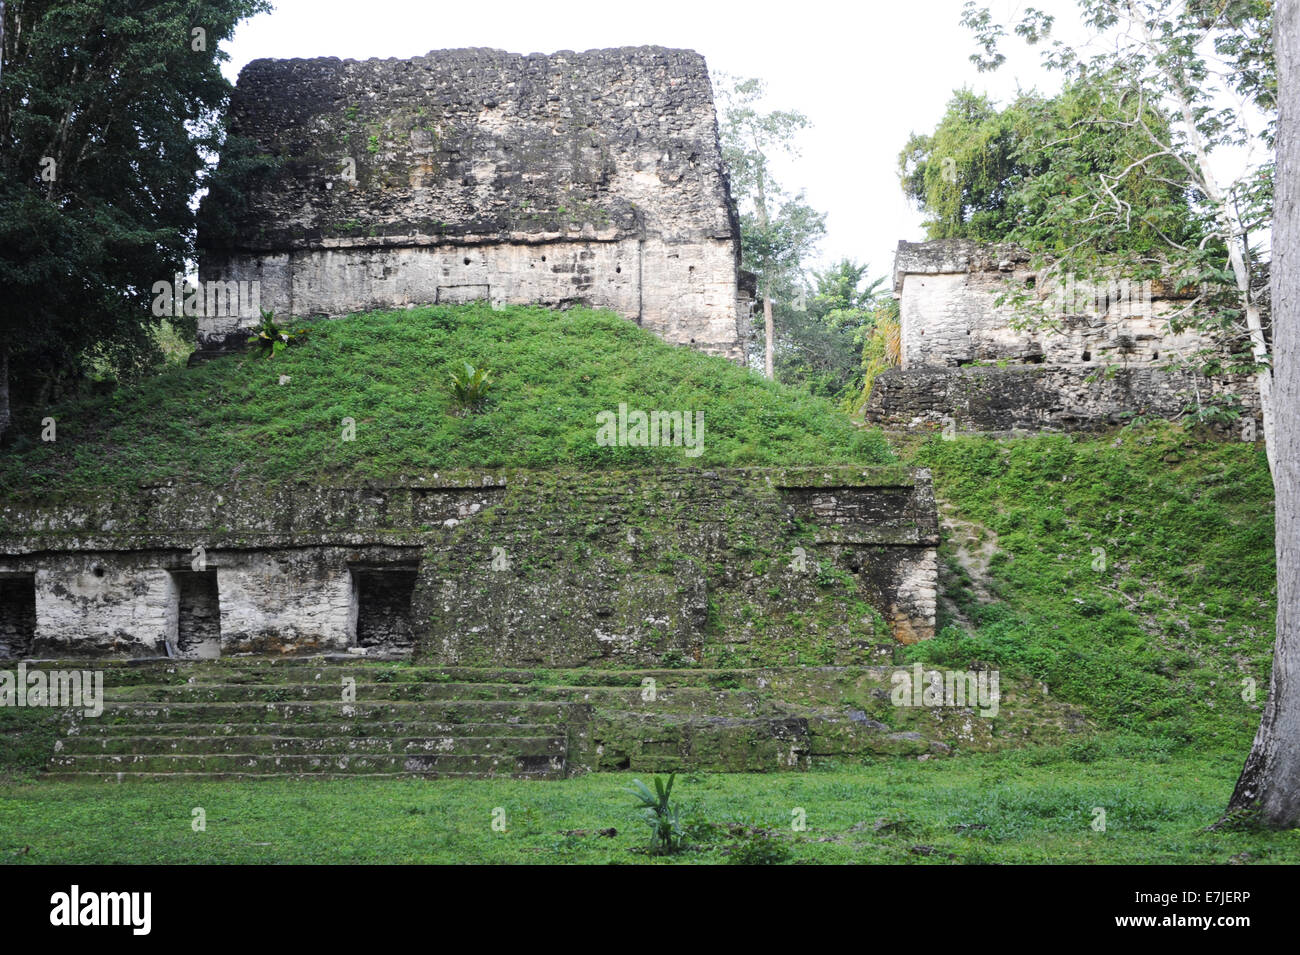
[[170, 570, 221, 659], [350, 564, 420, 650], [0, 573, 36, 659]]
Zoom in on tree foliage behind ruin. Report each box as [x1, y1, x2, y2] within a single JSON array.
[[899, 80, 1209, 259]]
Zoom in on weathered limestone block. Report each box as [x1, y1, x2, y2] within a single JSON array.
[[865, 365, 1260, 434], [216, 553, 352, 655], [870, 239, 1261, 432], [31, 555, 174, 657], [197, 47, 750, 360], [893, 239, 1225, 369]]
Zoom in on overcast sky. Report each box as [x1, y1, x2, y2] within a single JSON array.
[[218, 1, 1096, 283]]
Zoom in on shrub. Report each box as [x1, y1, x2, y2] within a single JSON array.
[[246, 309, 307, 359], [726, 828, 792, 865], [449, 361, 494, 414], [625, 773, 685, 856]]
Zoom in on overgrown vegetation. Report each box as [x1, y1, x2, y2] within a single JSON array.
[[0, 303, 894, 492], [901, 422, 1275, 755], [0, 709, 62, 781]]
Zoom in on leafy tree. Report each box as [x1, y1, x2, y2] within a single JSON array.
[[899, 89, 1022, 241], [715, 74, 826, 378], [810, 257, 890, 329], [900, 81, 1204, 253], [768, 301, 861, 399], [752, 259, 893, 401], [954, 0, 1278, 473], [0, 0, 270, 440]]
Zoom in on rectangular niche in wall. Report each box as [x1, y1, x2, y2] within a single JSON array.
[[350, 562, 419, 651], [171, 570, 221, 659], [0, 573, 36, 659]]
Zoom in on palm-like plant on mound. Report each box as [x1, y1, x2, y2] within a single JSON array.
[[449, 361, 493, 414], [246, 309, 307, 359], [625, 773, 685, 856]]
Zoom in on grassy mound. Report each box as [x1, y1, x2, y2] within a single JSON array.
[[900, 422, 1275, 755], [0, 304, 892, 492]]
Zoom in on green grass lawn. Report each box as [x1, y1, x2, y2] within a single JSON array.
[[3, 747, 1297, 864], [0, 304, 892, 493]]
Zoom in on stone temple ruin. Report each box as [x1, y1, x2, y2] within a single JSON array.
[[2, 56, 1256, 669], [865, 239, 1262, 432], [0, 52, 1136, 778], [0, 49, 939, 668], [195, 46, 753, 361]]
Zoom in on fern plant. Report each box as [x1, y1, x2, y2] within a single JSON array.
[[625, 773, 685, 856], [449, 361, 494, 414], [246, 308, 307, 359]]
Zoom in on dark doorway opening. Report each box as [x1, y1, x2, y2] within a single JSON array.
[[0, 574, 36, 659], [172, 570, 221, 658], [351, 563, 419, 650]]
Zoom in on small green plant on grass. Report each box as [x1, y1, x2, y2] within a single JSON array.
[[726, 826, 792, 865], [449, 361, 494, 414], [625, 773, 685, 856], [246, 309, 307, 359]]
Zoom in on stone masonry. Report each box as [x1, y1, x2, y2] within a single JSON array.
[[196, 47, 751, 360], [866, 239, 1261, 432], [0, 468, 939, 664]]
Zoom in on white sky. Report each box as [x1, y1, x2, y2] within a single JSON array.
[[217, 1, 1118, 283]]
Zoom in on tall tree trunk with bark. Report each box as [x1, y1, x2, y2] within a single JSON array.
[[763, 296, 775, 380], [1225, 0, 1300, 829], [754, 150, 776, 380], [0, 348, 9, 442]]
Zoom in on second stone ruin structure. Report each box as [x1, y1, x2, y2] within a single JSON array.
[[866, 239, 1262, 432]]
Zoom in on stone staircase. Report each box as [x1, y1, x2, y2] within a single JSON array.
[[22, 659, 1085, 780]]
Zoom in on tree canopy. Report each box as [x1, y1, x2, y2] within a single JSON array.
[[0, 0, 270, 437], [899, 80, 1208, 258]]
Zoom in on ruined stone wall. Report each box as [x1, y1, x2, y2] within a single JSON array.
[[892, 239, 1238, 368], [0, 468, 939, 665], [865, 239, 1261, 431], [197, 47, 749, 360], [864, 365, 1258, 433]]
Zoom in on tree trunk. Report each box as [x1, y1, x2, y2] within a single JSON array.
[[1224, 0, 1300, 828], [763, 295, 775, 380], [0, 348, 9, 442], [754, 153, 776, 381]]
